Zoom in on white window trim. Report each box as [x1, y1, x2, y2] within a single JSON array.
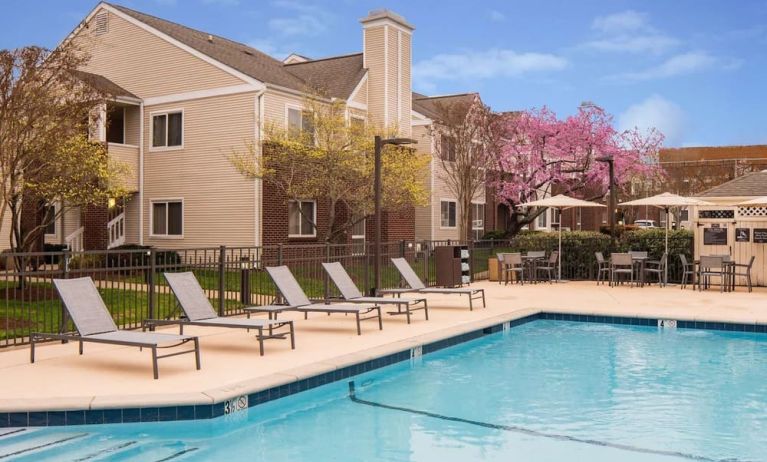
[[349, 114, 366, 127], [43, 203, 59, 238], [288, 199, 317, 238], [439, 199, 458, 229], [285, 103, 304, 131], [149, 108, 184, 152], [351, 217, 366, 239], [471, 202, 485, 230], [149, 198, 184, 239]]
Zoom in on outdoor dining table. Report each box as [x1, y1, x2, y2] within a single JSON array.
[[523, 253, 546, 283], [693, 257, 736, 292], [631, 255, 649, 287]]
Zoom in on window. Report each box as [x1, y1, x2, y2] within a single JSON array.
[[43, 204, 56, 236], [537, 210, 548, 228], [151, 111, 183, 149], [440, 135, 456, 161], [472, 203, 484, 240], [350, 116, 365, 131], [440, 200, 457, 228], [106, 106, 125, 144], [680, 209, 689, 221], [351, 217, 366, 254], [287, 107, 314, 139], [151, 200, 183, 237], [288, 200, 316, 237]]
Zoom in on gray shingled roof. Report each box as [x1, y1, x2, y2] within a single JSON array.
[[700, 171, 767, 197], [71, 69, 138, 99], [107, 3, 364, 99], [412, 92, 477, 120]]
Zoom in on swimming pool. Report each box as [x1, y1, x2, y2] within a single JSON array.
[[2, 320, 766, 461]]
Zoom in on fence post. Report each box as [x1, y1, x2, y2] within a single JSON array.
[[423, 242, 430, 287], [218, 245, 226, 316], [468, 239, 475, 282], [277, 244, 283, 266], [148, 249, 156, 323], [324, 242, 331, 301], [400, 240, 406, 258], [59, 250, 71, 336]]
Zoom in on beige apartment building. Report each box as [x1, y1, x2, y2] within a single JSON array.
[[37, 2, 481, 251]]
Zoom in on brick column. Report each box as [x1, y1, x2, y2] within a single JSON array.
[[82, 204, 109, 250]]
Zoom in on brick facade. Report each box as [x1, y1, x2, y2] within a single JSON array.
[[82, 204, 108, 250]]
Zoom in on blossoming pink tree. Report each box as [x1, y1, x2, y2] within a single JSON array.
[[489, 104, 664, 236]]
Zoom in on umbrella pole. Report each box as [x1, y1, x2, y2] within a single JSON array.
[[558, 208, 562, 281], [664, 206, 669, 286]]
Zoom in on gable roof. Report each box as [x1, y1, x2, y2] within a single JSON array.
[[283, 53, 366, 99], [105, 3, 364, 99], [412, 92, 477, 120], [700, 171, 767, 197]]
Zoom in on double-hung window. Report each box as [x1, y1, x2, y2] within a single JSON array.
[[288, 200, 316, 237], [440, 200, 457, 228], [287, 106, 314, 140], [440, 135, 456, 162], [151, 110, 183, 149], [151, 200, 183, 237], [471, 202, 485, 240]]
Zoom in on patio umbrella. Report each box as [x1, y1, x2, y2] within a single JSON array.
[[518, 194, 606, 281], [619, 192, 712, 283]]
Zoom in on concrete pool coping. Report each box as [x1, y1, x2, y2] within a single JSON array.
[[1, 281, 766, 422]]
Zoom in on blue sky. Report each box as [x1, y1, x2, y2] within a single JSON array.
[[3, 0, 766, 147]]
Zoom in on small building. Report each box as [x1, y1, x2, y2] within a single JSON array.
[[693, 170, 767, 286]]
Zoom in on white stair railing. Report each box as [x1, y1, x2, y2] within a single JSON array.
[[65, 227, 85, 252], [107, 212, 125, 249]]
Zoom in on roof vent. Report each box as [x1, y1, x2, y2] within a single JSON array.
[[93, 11, 108, 35], [207, 34, 214, 43]]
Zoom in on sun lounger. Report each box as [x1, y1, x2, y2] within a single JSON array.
[[245, 266, 382, 335], [31, 277, 200, 379], [143, 272, 295, 355], [321, 262, 428, 323], [381, 258, 486, 310]]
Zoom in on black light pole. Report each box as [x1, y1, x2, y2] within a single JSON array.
[[372, 136, 416, 296], [596, 156, 616, 240]]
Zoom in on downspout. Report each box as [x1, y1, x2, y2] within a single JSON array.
[[139, 101, 144, 246], [254, 90, 265, 247]]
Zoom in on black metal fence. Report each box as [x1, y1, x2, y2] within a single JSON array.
[[0, 234, 694, 348]]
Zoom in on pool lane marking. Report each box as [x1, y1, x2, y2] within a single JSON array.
[[155, 447, 199, 461], [72, 441, 138, 461], [347, 381, 742, 462], [0, 433, 89, 459]]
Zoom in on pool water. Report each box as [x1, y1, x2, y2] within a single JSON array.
[[3, 320, 766, 461]]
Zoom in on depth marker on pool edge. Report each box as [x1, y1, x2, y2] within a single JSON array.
[[347, 381, 737, 462]]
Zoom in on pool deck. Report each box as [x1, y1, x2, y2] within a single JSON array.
[[1, 281, 765, 413]]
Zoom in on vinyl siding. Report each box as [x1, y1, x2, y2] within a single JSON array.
[[123, 194, 140, 245], [399, 32, 412, 137], [75, 8, 245, 99], [386, 26, 400, 134], [364, 26, 386, 129], [142, 91, 258, 248], [412, 124, 432, 240], [350, 75, 367, 106], [262, 90, 305, 128], [124, 106, 140, 146]]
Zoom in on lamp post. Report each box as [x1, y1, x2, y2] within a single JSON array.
[[372, 135, 416, 296], [596, 156, 616, 240]]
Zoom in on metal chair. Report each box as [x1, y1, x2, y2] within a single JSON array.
[[610, 253, 635, 287], [732, 255, 755, 292], [501, 253, 525, 285], [679, 254, 694, 289], [643, 253, 668, 287], [536, 251, 559, 283], [697, 256, 727, 292], [595, 252, 610, 285]]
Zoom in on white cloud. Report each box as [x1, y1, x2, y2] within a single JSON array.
[[489, 10, 506, 22], [608, 51, 741, 81], [583, 10, 679, 54], [247, 38, 295, 60], [619, 95, 686, 145], [268, 0, 331, 36], [592, 10, 648, 34], [413, 48, 567, 89]]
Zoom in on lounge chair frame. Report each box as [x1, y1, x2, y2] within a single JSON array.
[[144, 272, 295, 355]]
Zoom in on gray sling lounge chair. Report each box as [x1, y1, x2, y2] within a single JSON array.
[[143, 272, 295, 355], [322, 262, 428, 324], [381, 258, 486, 310], [245, 266, 382, 335], [31, 277, 200, 379]]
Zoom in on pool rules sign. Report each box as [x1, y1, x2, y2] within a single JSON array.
[[754, 229, 767, 244]]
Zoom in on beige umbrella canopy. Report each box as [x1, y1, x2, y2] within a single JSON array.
[[519, 194, 605, 280], [738, 196, 767, 206], [619, 192, 712, 283]]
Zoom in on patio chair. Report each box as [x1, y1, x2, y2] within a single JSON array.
[[679, 254, 695, 289], [643, 253, 668, 287], [144, 272, 295, 355], [31, 277, 200, 379], [697, 255, 727, 292], [246, 266, 382, 335], [732, 255, 756, 292], [610, 253, 635, 287], [381, 258, 486, 310], [595, 252, 610, 285], [321, 262, 428, 324], [536, 251, 560, 283], [524, 251, 547, 282], [500, 253, 525, 285]]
